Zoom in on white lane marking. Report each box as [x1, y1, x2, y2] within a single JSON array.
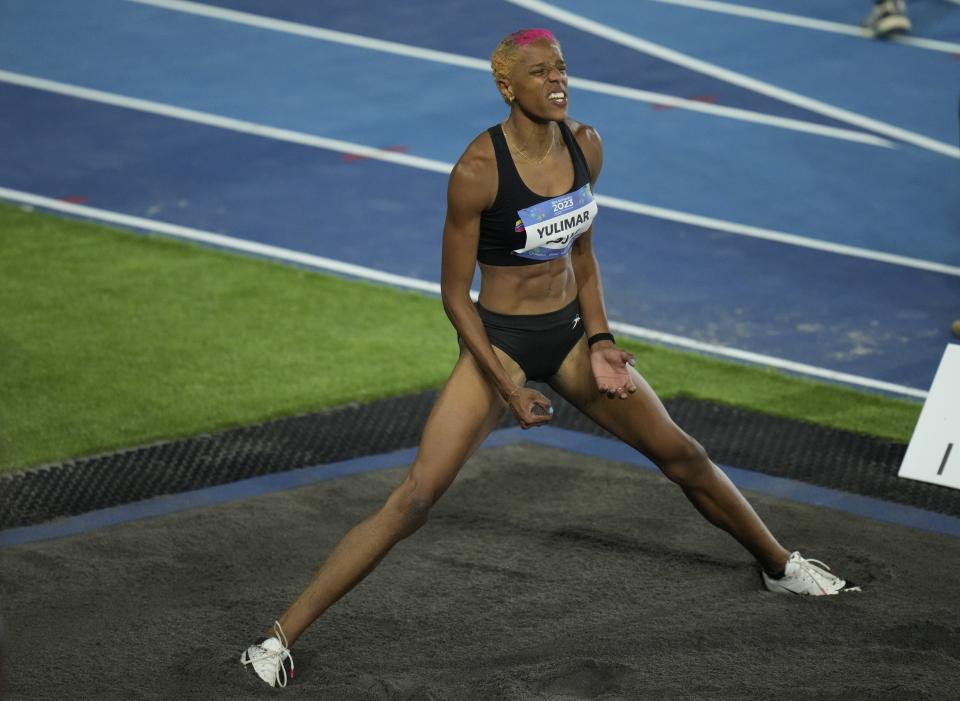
[[0, 70, 452, 174], [0, 68, 955, 277], [0, 186, 447, 295], [599, 195, 960, 277], [885, 35, 960, 52], [128, 0, 491, 70], [650, 0, 960, 54], [608, 320, 928, 399], [504, 0, 960, 159], [610, 321, 927, 399], [0, 186, 927, 399], [652, 0, 871, 35], [120, 0, 888, 147], [566, 76, 891, 148]]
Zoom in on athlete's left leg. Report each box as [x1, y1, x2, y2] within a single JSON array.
[[548, 338, 790, 574]]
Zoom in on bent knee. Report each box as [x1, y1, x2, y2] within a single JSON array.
[[655, 435, 710, 486], [384, 478, 434, 534]]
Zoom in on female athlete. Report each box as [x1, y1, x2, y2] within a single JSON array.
[[241, 28, 858, 688]]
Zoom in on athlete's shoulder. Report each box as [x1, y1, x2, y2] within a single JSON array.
[[564, 118, 602, 150], [447, 128, 498, 210], [454, 128, 497, 178], [564, 118, 603, 182]]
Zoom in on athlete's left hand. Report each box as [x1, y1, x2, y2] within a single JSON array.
[[590, 345, 637, 399]]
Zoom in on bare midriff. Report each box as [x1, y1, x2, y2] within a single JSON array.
[[477, 256, 577, 315]]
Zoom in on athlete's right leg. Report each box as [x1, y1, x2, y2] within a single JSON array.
[[268, 346, 524, 647]]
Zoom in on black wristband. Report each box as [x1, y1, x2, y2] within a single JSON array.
[[587, 332, 615, 348]]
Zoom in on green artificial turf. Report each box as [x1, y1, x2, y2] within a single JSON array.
[[0, 204, 920, 474], [622, 338, 919, 443]]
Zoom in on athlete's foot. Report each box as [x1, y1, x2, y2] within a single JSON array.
[[241, 621, 295, 688], [863, 0, 912, 38], [762, 551, 861, 596]]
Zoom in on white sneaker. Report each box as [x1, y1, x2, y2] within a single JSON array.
[[864, 0, 912, 38], [762, 551, 861, 596], [241, 621, 295, 688]]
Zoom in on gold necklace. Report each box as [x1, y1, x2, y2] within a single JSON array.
[[502, 122, 556, 165]]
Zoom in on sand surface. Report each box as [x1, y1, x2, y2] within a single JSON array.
[[2, 443, 959, 700]]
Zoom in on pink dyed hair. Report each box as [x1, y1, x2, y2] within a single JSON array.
[[491, 28, 561, 103], [512, 28, 556, 46]]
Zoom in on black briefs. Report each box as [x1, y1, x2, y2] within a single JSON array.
[[477, 298, 584, 382]]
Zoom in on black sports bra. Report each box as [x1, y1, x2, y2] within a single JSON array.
[[477, 121, 598, 266]]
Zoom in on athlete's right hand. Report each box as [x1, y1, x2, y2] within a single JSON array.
[[507, 387, 554, 429]]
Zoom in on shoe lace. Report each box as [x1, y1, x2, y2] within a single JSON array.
[[243, 620, 294, 688], [793, 557, 839, 594]]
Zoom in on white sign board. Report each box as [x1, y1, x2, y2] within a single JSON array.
[[899, 344, 960, 490]]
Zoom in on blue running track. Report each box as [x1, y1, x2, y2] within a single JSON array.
[[1, 0, 958, 393]]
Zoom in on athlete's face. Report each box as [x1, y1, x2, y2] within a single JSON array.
[[507, 40, 568, 120]]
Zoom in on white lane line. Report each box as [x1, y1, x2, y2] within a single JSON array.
[[608, 320, 928, 399], [504, 0, 960, 159], [0, 186, 447, 295], [599, 195, 960, 277], [650, 0, 960, 54], [128, 0, 491, 71], [1, 69, 956, 278], [565, 76, 891, 148], [0, 186, 927, 399], [0, 70, 452, 175], [120, 0, 888, 148], [652, 0, 870, 35], [886, 35, 960, 52]]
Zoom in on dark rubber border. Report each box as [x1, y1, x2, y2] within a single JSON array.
[[2, 388, 955, 531]]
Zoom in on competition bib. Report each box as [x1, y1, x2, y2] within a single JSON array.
[[512, 183, 598, 262]]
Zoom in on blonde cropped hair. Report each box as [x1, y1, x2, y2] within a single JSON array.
[[491, 29, 560, 104]]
